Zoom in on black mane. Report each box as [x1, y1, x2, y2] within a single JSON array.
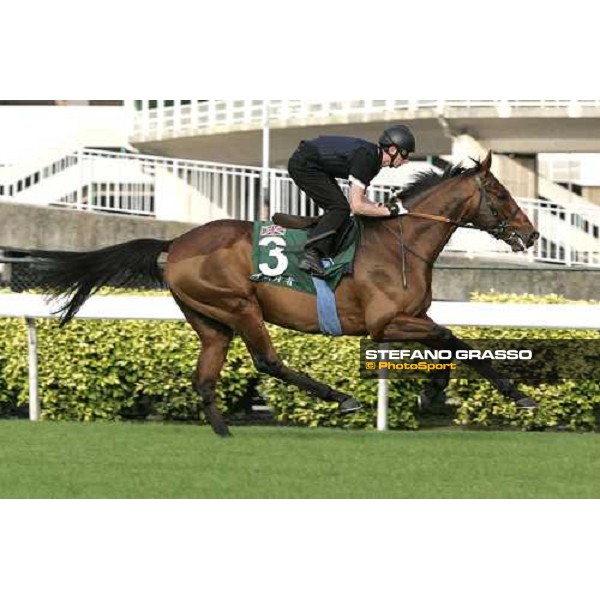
[[400, 159, 481, 206]]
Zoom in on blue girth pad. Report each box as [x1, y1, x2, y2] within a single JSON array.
[[312, 258, 342, 336]]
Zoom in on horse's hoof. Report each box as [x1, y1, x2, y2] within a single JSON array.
[[417, 392, 430, 412], [340, 399, 362, 414], [208, 420, 232, 437], [418, 389, 447, 412], [516, 396, 537, 410]]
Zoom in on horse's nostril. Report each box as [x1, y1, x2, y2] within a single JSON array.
[[529, 231, 540, 245]]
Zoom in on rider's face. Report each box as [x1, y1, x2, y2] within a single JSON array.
[[389, 148, 410, 168]]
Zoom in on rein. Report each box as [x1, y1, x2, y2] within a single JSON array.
[[403, 175, 520, 237], [389, 174, 504, 288], [401, 175, 486, 231], [403, 211, 465, 227], [400, 176, 485, 229]]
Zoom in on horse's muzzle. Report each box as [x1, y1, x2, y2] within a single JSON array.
[[506, 229, 539, 252], [526, 230, 540, 247]]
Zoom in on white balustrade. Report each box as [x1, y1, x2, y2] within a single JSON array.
[[2, 148, 600, 268], [128, 100, 600, 142]]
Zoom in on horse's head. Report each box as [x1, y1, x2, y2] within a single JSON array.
[[468, 151, 539, 252]]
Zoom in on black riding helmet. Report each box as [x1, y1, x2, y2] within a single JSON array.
[[379, 125, 416, 157]]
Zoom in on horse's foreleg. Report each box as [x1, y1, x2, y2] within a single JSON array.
[[238, 305, 360, 414], [372, 316, 452, 411], [373, 314, 537, 410], [432, 332, 537, 408]]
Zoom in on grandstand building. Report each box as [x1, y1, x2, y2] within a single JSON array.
[[1, 99, 600, 298]]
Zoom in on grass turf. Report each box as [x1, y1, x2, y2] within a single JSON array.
[[0, 421, 599, 498]]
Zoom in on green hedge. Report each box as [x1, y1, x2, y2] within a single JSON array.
[[258, 323, 600, 432], [0, 318, 258, 423], [1, 293, 599, 430], [447, 330, 600, 432]]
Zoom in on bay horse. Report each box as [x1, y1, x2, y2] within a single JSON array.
[[35, 151, 539, 436]]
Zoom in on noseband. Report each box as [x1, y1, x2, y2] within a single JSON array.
[[473, 175, 520, 239]]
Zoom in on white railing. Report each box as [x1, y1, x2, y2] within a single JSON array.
[[0, 149, 264, 222], [268, 169, 394, 218], [0, 149, 395, 223], [2, 149, 600, 268], [128, 100, 600, 142]]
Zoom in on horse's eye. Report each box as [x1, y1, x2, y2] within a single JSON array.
[[498, 193, 508, 202]]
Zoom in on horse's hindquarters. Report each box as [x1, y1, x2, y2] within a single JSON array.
[[165, 220, 255, 329]]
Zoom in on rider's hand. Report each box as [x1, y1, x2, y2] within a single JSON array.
[[388, 201, 408, 217]]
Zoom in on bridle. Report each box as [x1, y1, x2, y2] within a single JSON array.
[[472, 175, 522, 240], [388, 174, 522, 289], [400, 174, 520, 240]]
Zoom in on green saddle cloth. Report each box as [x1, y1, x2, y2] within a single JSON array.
[[249, 220, 359, 295]]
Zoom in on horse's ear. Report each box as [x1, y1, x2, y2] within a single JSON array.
[[480, 150, 493, 174]]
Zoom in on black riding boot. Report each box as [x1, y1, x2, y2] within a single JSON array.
[[299, 247, 326, 278]]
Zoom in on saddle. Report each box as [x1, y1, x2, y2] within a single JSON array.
[[272, 213, 319, 230], [272, 212, 357, 257]]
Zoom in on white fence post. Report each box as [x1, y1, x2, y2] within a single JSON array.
[[377, 378, 389, 432], [26, 317, 40, 422], [565, 207, 573, 267], [377, 343, 389, 431]]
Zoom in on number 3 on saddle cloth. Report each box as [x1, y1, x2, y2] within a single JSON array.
[[250, 215, 359, 336]]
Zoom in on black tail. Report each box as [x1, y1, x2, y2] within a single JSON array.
[[32, 238, 172, 325]]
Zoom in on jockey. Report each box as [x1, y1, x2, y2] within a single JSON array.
[[288, 125, 415, 277]]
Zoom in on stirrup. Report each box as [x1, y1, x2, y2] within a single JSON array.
[[299, 249, 326, 277]]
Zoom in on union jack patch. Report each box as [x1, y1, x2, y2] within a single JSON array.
[[260, 224, 287, 237]]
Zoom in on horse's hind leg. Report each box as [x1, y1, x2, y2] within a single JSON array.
[[177, 301, 234, 437], [237, 303, 360, 413]]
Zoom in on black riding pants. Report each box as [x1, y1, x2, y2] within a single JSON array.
[[288, 143, 351, 256]]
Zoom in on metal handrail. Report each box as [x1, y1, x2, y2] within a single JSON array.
[[129, 100, 600, 141], [2, 148, 600, 268]]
